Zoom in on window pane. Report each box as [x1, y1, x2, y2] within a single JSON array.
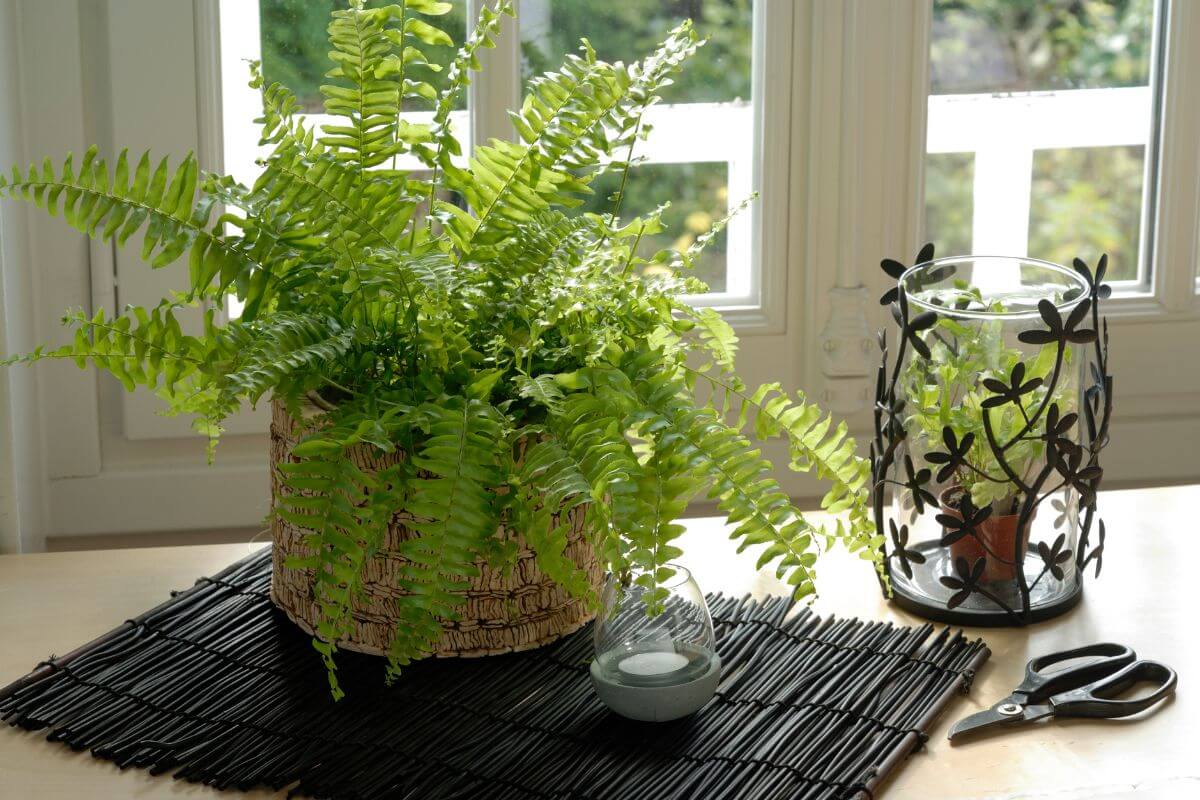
[[259, 0, 468, 112], [584, 163, 730, 292], [924, 0, 1157, 284], [519, 0, 755, 298], [1029, 146, 1145, 281], [930, 0, 1155, 95], [924, 153, 974, 257], [519, 0, 752, 104]]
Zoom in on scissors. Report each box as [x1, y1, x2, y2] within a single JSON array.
[[948, 642, 1177, 742]]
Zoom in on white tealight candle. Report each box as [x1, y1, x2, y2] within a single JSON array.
[[618, 651, 689, 677]]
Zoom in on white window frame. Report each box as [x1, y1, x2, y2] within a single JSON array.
[[2, 0, 1198, 550], [922, 0, 1200, 320]]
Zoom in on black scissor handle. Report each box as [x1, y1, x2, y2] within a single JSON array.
[[1050, 660, 1178, 719], [1014, 642, 1136, 702]]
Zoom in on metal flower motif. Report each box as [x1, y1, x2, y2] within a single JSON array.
[[935, 498, 992, 547], [879, 242, 935, 306], [1036, 533, 1073, 581], [1017, 298, 1097, 347], [1081, 519, 1106, 578], [1055, 449, 1103, 508], [889, 519, 926, 579], [1073, 254, 1112, 301], [902, 454, 937, 514], [1042, 403, 1080, 460], [890, 292, 938, 359], [982, 362, 1043, 409], [939, 556, 986, 609], [924, 425, 975, 483]]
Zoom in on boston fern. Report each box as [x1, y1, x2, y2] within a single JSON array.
[[1, 1, 878, 694]]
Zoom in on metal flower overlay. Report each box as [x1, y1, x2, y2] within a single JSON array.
[[879, 242, 935, 306], [901, 454, 938, 514], [1074, 254, 1112, 301], [891, 292, 938, 360], [889, 519, 926, 579], [924, 426, 975, 484], [982, 362, 1042, 409], [1055, 449, 1103, 508], [1042, 403, 1081, 460], [1036, 533, 1074, 581], [935, 498, 993, 547], [940, 556, 986, 610], [1017, 298, 1097, 347]]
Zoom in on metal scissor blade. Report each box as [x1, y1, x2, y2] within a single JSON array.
[[948, 702, 1054, 742], [948, 707, 1020, 741]]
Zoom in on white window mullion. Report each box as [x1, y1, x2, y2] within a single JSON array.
[[470, 0, 520, 148], [971, 146, 1032, 258]]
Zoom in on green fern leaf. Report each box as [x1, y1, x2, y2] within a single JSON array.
[[0, 148, 258, 300], [383, 397, 503, 678]]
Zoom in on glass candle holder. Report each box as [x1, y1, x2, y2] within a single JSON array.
[[871, 252, 1112, 625], [589, 565, 721, 721]]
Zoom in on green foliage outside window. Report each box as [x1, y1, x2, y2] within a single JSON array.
[[1, 0, 874, 697], [1029, 146, 1144, 279], [930, 0, 1154, 94]]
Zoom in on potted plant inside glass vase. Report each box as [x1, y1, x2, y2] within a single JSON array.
[[0, 0, 877, 696], [872, 247, 1111, 624]]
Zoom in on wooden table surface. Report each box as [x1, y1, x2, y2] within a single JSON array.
[[1, 485, 1196, 799]]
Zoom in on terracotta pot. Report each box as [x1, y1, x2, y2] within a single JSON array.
[[939, 487, 1035, 583]]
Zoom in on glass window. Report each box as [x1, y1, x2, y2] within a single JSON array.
[[924, 0, 1158, 283], [519, 0, 755, 297], [259, 0, 468, 113], [220, 1, 469, 188]]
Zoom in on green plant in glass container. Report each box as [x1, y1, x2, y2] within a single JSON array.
[[900, 282, 1075, 582], [0, 0, 875, 695]]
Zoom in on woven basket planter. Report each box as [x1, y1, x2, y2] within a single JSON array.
[[268, 399, 603, 658]]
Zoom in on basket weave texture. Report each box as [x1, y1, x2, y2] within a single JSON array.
[[268, 399, 603, 658]]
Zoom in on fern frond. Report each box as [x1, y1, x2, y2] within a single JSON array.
[[439, 138, 589, 253], [515, 374, 566, 413], [627, 356, 822, 600], [416, 0, 513, 185], [384, 397, 503, 678], [0, 148, 256, 299], [511, 434, 594, 599], [490, 211, 590, 281], [254, 138, 415, 251], [221, 314, 355, 406], [748, 383, 879, 566], [320, 3, 445, 173], [275, 410, 407, 698], [545, 387, 644, 568], [1, 303, 208, 397], [510, 44, 625, 172], [687, 307, 738, 370], [624, 444, 701, 608], [687, 366, 880, 578], [250, 60, 302, 146]]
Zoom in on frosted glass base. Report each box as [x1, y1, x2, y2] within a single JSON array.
[[589, 652, 722, 722], [890, 541, 1082, 626]]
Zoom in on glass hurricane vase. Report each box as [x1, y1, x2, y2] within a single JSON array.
[[871, 253, 1112, 625], [589, 565, 721, 721]]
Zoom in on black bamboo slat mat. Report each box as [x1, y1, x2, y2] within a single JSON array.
[[0, 548, 988, 799]]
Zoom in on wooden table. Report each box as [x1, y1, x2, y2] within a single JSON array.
[[1, 485, 1196, 799]]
